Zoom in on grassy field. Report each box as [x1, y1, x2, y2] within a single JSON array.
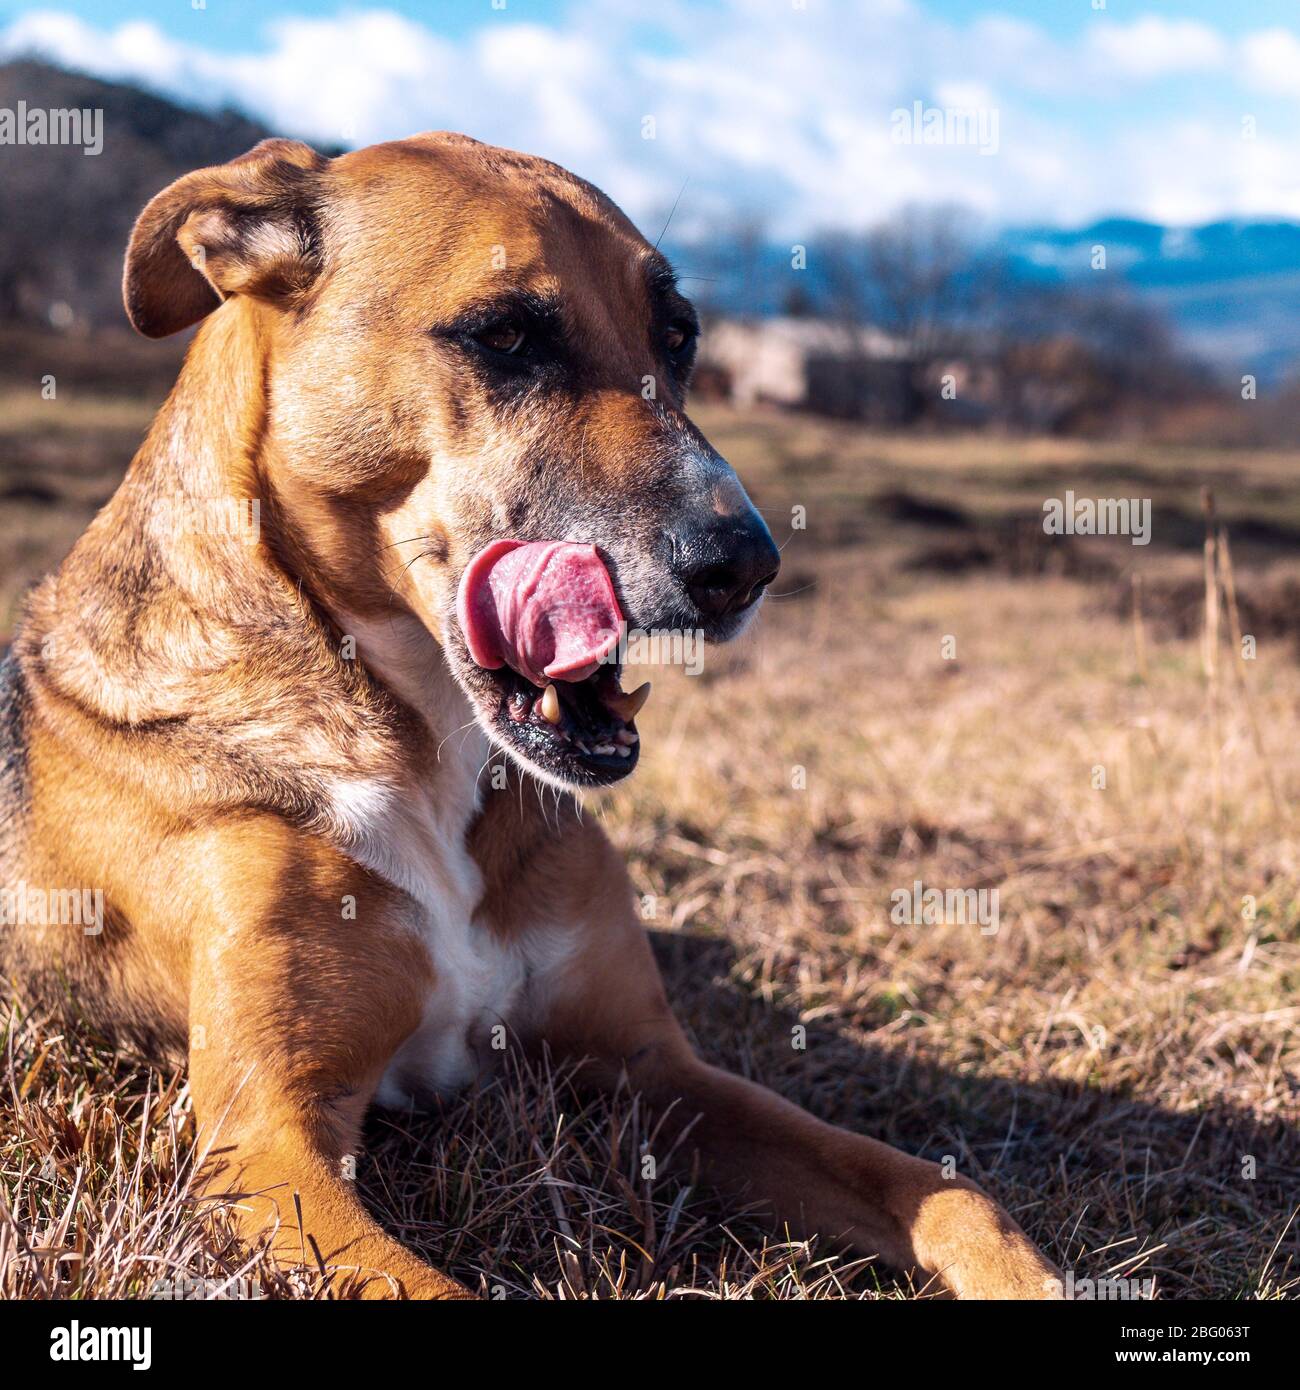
[[1, 368, 1298, 1298]]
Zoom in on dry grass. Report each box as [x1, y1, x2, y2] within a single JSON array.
[[2, 397, 1298, 1299]]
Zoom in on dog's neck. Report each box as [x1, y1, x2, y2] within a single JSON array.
[[21, 304, 484, 832]]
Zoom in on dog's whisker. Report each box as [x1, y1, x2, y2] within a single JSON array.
[[381, 545, 439, 639], [471, 752, 498, 793], [376, 534, 434, 554], [654, 177, 689, 250], [387, 547, 434, 594], [437, 719, 480, 761]]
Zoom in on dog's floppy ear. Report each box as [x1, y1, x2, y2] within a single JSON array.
[[123, 138, 328, 339]]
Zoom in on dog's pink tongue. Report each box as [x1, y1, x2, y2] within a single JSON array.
[[457, 540, 623, 687]]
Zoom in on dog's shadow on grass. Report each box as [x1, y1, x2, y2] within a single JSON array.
[[362, 928, 1299, 1300], [647, 930, 1300, 1300]]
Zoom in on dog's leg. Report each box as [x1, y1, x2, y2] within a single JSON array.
[[540, 896, 1060, 1300], [185, 821, 473, 1299]]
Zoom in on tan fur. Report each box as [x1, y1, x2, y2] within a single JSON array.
[[0, 134, 1060, 1299]]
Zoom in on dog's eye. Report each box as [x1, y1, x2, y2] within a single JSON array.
[[475, 321, 527, 356], [664, 322, 695, 357]]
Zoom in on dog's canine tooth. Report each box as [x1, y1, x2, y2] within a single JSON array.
[[604, 680, 651, 722], [540, 683, 561, 724]]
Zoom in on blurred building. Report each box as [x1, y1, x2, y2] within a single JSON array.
[[696, 317, 919, 424]]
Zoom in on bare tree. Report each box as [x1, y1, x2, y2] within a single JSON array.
[[817, 206, 1005, 352]]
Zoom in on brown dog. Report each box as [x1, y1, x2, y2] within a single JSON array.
[[0, 134, 1060, 1299]]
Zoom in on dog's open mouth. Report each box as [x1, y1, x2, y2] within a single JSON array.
[[457, 539, 647, 786]]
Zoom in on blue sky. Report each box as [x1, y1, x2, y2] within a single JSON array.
[[3, 1, 1298, 234]]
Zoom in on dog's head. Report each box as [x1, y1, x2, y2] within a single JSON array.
[[124, 134, 779, 788]]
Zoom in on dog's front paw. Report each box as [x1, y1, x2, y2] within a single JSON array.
[[912, 1183, 1063, 1300]]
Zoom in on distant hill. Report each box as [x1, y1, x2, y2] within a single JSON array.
[[0, 59, 287, 329], [1002, 220, 1300, 386]]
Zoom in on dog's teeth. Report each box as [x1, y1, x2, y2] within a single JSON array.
[[604, 680, 651, 722], [614, 728, 638, 746], [616, 745, 631, 758], [592, 742, 616, 756], [625, 681, 651, 719], [540, 684, 561, 724]]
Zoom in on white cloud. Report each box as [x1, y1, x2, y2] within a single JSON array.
[[934, 81, 997, 113], [1119, 119, 1300, 224], [1239, 27, 1300, 97], [1087, 18, 1227, 80], [1, 5, 1296, 231], [2, 9, 176, 82]]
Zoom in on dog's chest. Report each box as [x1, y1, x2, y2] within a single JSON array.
[[323, 625, 576, 1104], [378, 878, 531, 1105], [329, 767, 571, 1106]]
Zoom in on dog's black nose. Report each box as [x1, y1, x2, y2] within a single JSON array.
[[671, 514, 781, 621]]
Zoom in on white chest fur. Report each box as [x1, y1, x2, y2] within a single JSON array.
[[327, 615, 576, 1105], [378, 913, 577, 1103]]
